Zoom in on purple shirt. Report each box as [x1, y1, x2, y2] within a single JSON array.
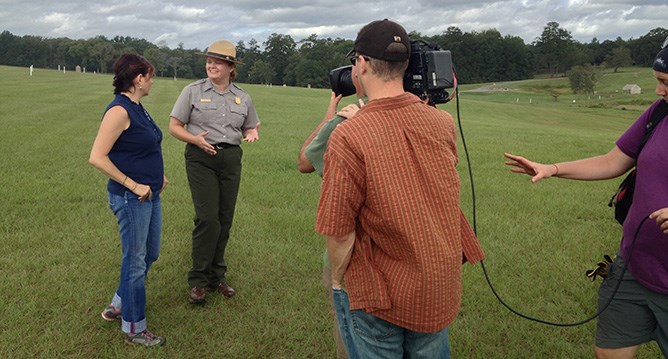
[[616, 99, 668, 294]]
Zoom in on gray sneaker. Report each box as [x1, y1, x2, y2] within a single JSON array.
[[125, 330, 166, 347], [101, 305, 121, 321]]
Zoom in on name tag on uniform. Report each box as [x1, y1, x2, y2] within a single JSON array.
[[200, 98, 212, 103]]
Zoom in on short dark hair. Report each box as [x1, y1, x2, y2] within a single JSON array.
[[367, 59, 409, 81], [112, 54, 154, 94]]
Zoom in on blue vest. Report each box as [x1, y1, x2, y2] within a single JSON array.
[[106, 94, 164, 195]]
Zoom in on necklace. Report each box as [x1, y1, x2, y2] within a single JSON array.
[[120, 92, 140, 104]]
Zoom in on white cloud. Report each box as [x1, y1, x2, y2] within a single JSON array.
[[160, 4, 206, 19], [40, 12, 88, 37], [1, 0, 665, 49]]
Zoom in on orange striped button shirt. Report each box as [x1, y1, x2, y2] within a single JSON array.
[[316, 93, 484, 333]]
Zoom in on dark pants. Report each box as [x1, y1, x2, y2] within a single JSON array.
[[596, 255, 668, 355], [185, 143, 242, 288]]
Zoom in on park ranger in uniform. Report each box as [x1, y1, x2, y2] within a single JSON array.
[[169, 39, 260, 305]]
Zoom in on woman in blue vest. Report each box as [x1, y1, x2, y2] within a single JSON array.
[[89, 54, 167, 347]]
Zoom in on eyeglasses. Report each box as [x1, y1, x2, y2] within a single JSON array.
[[349, 55, 370, 66], [347, 50, 371, 66]]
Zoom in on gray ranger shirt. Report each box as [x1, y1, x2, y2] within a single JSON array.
[[170, 78, 260, 145]]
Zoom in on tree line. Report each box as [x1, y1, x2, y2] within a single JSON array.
[[1, 22, 666, 89]]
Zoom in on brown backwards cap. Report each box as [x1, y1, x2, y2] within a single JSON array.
[[349, 19, 410, 62]]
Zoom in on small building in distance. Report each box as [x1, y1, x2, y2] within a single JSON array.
[[622, 84, 641, 95]]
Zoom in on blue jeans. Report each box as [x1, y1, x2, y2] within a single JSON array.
[[108, 191, 162, 335], [333, 289, 451, 359]]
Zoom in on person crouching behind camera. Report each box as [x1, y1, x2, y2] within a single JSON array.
[[315, 19, 484, 358], [297, 68, 366, 359]]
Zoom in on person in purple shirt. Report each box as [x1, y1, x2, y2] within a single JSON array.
[[504, 38, 668, 358]]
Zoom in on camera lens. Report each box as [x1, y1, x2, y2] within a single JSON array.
[[329, 66, 356, 97]]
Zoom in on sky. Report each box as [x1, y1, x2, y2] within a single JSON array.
[[1, 0, 666, 50]]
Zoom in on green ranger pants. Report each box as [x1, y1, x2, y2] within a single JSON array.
[[184, 143, 242, 288]]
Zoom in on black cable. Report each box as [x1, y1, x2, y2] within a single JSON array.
[[453, 84, 648, 327], [479, 220, 645, 327]]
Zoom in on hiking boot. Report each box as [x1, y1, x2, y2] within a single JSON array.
[[125, 330, 166, 347], [207, 282, 236, 298], [189, 287, 206, 304], [101, 305, 121, 321]]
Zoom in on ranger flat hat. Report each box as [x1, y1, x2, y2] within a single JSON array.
[[198, 40, 242, 64]]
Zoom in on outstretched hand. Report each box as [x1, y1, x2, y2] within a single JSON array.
[[504, 152, 557, 183]]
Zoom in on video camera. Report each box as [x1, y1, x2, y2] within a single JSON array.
[[329, 39, 455, 105]]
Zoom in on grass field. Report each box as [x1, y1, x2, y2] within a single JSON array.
[[0, 64, 663, 358]]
